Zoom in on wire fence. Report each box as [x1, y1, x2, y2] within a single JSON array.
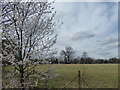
[[63, 70, 81, 89]]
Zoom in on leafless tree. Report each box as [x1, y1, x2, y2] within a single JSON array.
[[1, 1, 62, 89], [82, 52, 88, 59], [60, 46, 75, 64]]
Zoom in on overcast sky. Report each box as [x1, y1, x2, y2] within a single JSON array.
[[52, 2, 118, 59]]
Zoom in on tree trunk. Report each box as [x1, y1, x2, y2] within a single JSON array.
[[20, 65, 25, 90]]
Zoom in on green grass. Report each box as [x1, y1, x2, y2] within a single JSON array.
[[36, 64, 118, 88], [3, 64, 118, 88]]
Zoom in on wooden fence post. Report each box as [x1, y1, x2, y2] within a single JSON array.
[[78, 70, 81, 89]]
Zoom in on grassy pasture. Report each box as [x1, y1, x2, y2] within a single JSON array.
[[3, 64, 118, 88], [36, 64, 118, 88]]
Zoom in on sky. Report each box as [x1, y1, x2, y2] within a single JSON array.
[[51, 2, 118, 59]]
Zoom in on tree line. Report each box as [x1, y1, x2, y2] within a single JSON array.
[[55, 46, 119, 64], [58, 57, 119, 64], [47, 46, 119, 64]]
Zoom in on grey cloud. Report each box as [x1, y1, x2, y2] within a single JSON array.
[[71, 31, 96, 40], [98, 51, 111, 56], [98, 37, 118, 47], [98, 51, 115, 58]]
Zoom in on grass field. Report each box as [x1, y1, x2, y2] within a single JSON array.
[[3, 64, 118, 88], [36, 64, 118, 88]]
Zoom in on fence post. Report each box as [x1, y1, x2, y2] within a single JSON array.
[[78, 70, 81, 89]]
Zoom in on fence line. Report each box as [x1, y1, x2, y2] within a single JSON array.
[[63, 70, 81, 89]]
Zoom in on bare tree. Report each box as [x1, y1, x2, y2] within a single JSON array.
[[60, 46, 75, 64], [1, 1, 62, 89], [82, 52, 88, 59], [80, 52, 88, 64]]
